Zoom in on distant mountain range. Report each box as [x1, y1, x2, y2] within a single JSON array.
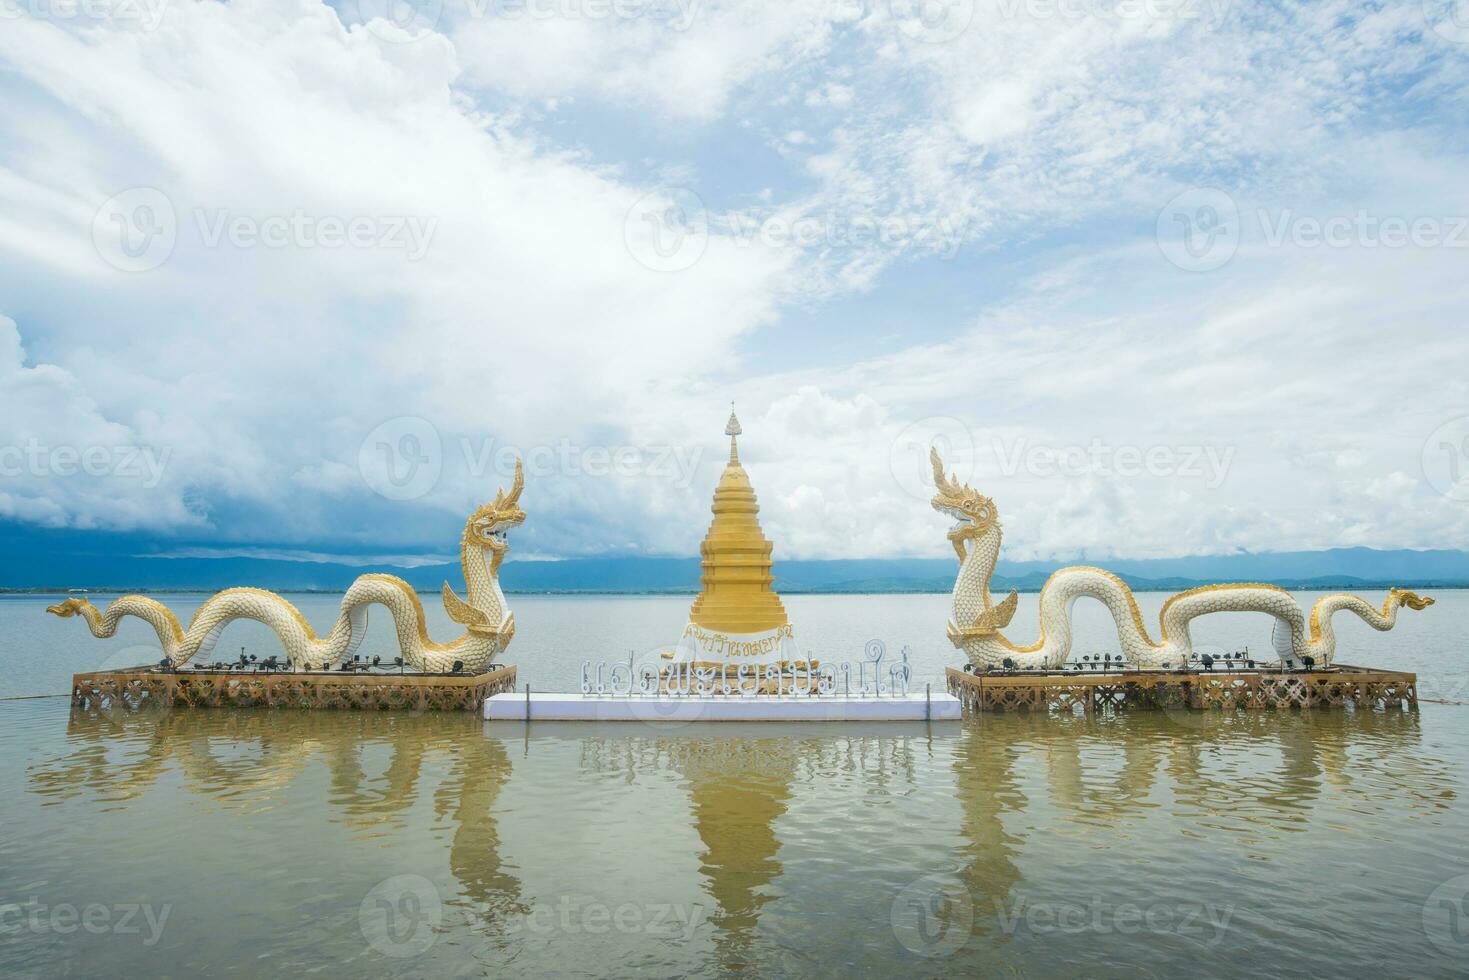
[[5, 547, 1469, 594]]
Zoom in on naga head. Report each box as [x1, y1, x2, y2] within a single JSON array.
[[464, 458, 526, 574], [1389, 588, 1435, 612], [929, 447, 999, 536], [46, 596, 94, 619]]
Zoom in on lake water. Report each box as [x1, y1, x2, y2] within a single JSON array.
[[2, 591, 1468, 976]]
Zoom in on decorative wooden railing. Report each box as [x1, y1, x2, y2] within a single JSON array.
[[71, 664, 518, 712], [946, 664, 1416, 714]]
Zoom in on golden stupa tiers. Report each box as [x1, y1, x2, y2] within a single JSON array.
[[672, 407, 798, 667]]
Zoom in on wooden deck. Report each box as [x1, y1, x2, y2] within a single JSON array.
[[71, 664, 518, 712], [946, 664, 1417, 714]]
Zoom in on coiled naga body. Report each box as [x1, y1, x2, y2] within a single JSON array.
[[930, 449, 1432, 671], [48, 462, 527, 673]]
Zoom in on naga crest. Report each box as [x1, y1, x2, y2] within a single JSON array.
[[1389, 588, 1435, 612], [463, 458, 526, 574], [929, 447, 999, 535]]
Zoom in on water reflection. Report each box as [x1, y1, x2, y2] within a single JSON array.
[[571, 726, 932, 971], [29, 708, 526, 928], [22, 707, 1461, 977]]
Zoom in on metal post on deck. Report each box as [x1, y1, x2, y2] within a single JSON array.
[[524, 683, 530, 722], [925, 683, 931, 721]]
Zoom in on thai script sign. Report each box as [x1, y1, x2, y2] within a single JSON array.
[[582, 640, 913, 698]]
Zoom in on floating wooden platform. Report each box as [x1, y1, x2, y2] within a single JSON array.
[[946, 664, 1417, 713], [71, 664, 518, 712]]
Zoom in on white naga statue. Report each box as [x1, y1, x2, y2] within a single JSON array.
[[930, 449, 1433, 671], [48, 462, 526, 673]]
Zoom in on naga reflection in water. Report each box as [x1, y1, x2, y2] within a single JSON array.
[[18, 707, 1460, 977]]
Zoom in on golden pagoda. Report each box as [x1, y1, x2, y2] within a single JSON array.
[[671, 407, 798, 667]]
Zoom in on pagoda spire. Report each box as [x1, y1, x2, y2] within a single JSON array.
[[726, 402, 741, 463]]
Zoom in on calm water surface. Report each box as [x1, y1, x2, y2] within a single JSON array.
[[2, 592, 1467, 977]]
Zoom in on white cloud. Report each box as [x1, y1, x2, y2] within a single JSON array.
[[1, 0, 1468, 566], [0, 2, 793, 547], [446, 0, 839, 120], [0, 317, 201, 530]]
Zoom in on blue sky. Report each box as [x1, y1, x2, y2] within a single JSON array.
[[2, 0, 1469, 570]]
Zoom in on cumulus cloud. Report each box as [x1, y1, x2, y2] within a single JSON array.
[[445, 0, 841, 120], [1, 0, 1468, 565], [0, 317, 199, 529]]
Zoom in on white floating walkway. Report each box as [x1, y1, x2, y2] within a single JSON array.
[[484, 692, 962, 722]]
